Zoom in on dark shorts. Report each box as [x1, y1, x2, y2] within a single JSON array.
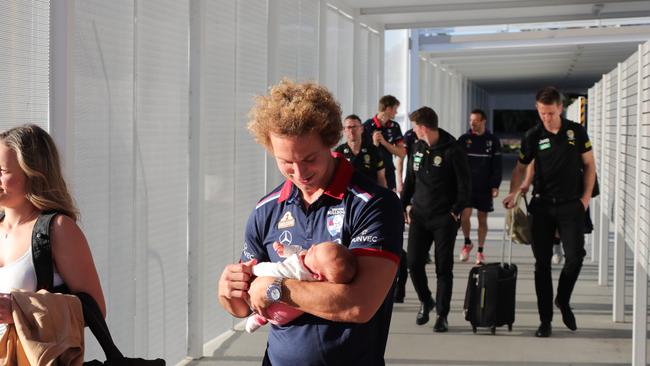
[[470, 192, 494, 212]]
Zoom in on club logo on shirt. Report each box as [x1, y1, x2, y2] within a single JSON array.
[[567, 129, 575, 145], [433, 156, 443, 167], [279, 230, 293, 245], [486, 140, 492, 148], [277, 211, 295, 229], [364, 154, 371, 163], [466, 139, 472, 147], [326, 207, 345, 236]]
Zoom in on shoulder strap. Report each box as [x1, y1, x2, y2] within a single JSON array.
[[32, 211, 59, 291]]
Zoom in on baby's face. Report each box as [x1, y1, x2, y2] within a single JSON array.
[[304, 244, 328, 275]]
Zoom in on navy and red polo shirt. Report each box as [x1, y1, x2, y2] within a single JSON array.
[[362, 116, 404, 190], [241, 154, 403, 366]]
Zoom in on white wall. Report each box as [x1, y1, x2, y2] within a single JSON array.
[[588, 41, 650, 366]]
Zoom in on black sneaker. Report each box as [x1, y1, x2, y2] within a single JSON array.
[[416, 297, 435, 325]]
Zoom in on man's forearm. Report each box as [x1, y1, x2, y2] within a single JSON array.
[[582, 162, 596, 201], [382, 140, 406, 158], [219, 295, 252, 318], [509, 163, 525, 193], [281, 256, 397, 323]]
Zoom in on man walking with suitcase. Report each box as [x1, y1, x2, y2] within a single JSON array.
[[503, 87, 596, 338], [402, 107, 471, 332]]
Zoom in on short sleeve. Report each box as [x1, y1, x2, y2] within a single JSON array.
[[240, 210, 269, 263], [576, 125, 592, 153], [348, 191, 403, 262], [518, 132, 534, 165]]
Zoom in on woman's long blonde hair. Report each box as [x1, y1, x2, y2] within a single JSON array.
[[0, 124, 79, 220]]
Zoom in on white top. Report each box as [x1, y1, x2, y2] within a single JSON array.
[[0, 247, 64, 335]]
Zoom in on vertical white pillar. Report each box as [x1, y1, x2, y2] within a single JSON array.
[[408, 29, 419, 114], [378, 25, 385, 97], [612, 63, 625, 321], [317, 0, 327, 84], [598, 73, 609, 287], [591, 83, 601, 264], [49, 0, 75, 178], [352, 8, 361, 113], [631, 43, 647, 366], [187, 0, 205, 358]]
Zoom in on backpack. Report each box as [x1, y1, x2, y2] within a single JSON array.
[[28, 211, 166, 366], [504, 193, 532, 245]]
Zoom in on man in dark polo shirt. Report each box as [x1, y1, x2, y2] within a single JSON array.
[[218, 80, 403, 365], [335, 114, 387, 187], [363, 95, 406, 192], [401, 106, 471, 332], [457, 108, 502, 264], [503, 86, 596, 338]]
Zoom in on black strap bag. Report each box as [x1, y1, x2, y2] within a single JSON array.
[[27, 211, 165, 366]]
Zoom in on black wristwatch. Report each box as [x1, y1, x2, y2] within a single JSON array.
[[266, 278, 283, 303]]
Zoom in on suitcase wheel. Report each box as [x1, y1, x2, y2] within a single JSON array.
[[508, 323, 513, 331], [490, 326, 496, 335], [472, 326, 477, 333]]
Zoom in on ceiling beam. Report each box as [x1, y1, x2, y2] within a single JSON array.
[[419, 26, 650, 53], [360, 0, 637, 15], [384, 10, 650, 30]]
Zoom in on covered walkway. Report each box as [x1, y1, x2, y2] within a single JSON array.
[[2, 0, 649, 365]]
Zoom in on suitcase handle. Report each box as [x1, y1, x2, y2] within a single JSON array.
[[501, 192, 529, 266]]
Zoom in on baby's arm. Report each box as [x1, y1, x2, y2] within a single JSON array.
[[273, 241, 304, 258]]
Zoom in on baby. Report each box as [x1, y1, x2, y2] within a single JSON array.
[[245, 241, 357, 333]]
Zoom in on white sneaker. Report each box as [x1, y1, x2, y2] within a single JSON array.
[[552, 253, 564, 265]]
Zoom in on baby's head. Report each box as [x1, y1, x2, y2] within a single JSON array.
[[303, 242, 357, 283]]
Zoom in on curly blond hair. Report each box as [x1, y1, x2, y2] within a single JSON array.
[[248, 80, 342, 150]]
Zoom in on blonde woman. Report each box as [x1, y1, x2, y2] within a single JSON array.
[[0, 124, 105, 333]]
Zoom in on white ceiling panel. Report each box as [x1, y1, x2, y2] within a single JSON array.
[[345, 0, 650, 93]]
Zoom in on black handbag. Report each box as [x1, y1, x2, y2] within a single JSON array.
[[28, 211, 166, 366]]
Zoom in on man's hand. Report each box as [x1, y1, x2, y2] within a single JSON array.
[[218, 259, 256, 304], [372, 131, 385, 147], [580, 196, 590, 211], [248, 276, 276, 319], [491, 188, 499, 198], [0, 293, 13, 324], [404, 205, 412, 225], [502, 192, 516, 209], [519, 182, 531, 194]]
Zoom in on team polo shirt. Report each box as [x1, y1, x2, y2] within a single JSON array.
[[519, 118, 592, 200], [458, 130, 502, 194], [241, 155, 403, 366], [334, 142, 384, 183], [362, 116, 404, 189]]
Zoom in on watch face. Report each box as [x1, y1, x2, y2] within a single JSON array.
[[270, 287, 281, 301]]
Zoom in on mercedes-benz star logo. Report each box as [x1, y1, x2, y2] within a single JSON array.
[[279, 231, 293, 245]]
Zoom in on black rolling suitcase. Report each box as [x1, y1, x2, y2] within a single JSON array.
[[463, 224, 518, 334]]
